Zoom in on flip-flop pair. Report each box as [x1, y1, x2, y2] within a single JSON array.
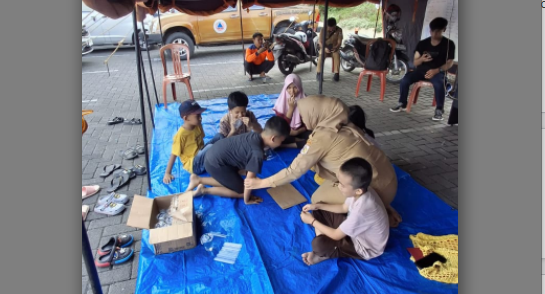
[[123, 145, 145, 160], [95, 234, 134, 268], [107, 169, 137, 193], [100, 164, 121, 177]]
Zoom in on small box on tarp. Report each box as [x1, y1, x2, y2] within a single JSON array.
[[126, 192, 196, 255]]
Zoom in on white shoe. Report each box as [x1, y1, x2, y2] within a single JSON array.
[[98, 192, 129, 206], [94, 201, 126, 216]]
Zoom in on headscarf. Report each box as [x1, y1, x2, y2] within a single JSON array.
[[273, 74, 305, 130], [297, 95, 375, 146]]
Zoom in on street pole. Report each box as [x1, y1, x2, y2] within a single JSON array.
[[318, 0, 329, 94], [132, 10, 152, 190]]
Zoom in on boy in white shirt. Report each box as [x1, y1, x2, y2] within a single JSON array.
[[300, 157, 390, 265]]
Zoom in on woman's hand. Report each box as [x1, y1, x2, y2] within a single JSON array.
[[244, 177, 265, 190], [302, 204, 319, 212]]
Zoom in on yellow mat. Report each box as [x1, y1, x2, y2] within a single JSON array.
[[409, 233, 458, 284]]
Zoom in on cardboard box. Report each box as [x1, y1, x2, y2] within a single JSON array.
[[126, 192, 196, 255]]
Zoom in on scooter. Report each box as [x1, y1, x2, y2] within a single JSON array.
[[339, 31, 409, 83], [272, 19, 318, 75]]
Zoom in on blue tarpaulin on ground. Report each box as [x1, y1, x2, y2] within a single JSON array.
[[135, 95, 458, 294]]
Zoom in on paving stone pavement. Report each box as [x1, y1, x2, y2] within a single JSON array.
[[81, 44, 457, 293]]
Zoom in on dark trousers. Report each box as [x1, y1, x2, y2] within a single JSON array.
[[205, 133, 225, 147], [311, 207, 361, 259], [245, 60, 275, 76], [398, 70, 446, 110], [282, 130, 312, 149]]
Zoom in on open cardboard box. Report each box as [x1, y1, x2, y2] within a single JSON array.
[[126, 192, 196, 255]]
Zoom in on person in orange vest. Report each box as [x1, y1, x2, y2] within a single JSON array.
[[245, 32, 275, 82]]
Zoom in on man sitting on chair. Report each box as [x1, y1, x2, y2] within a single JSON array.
[[389, 17, 455, 121], [316, 18, 343, 82], [245, 32, 275, 82]]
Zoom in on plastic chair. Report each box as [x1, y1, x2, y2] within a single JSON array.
[[354, 38, 396, 101], [159, 44, 194, 109], [406, 81, 437, 113]]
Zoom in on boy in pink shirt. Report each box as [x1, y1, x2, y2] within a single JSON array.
[[300, 157, 390, 265]]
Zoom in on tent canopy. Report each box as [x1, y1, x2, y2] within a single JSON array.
[[83, 0, 378, 20]]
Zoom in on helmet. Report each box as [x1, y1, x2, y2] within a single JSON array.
[[385, 4, 401, 24]]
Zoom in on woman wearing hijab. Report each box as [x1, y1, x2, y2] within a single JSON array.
[[246, 95, 402, 227], [273, 74, 311, 149]]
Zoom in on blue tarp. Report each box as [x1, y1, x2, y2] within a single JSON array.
[[136, 95, 458, 294]]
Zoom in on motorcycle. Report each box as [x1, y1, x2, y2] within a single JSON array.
[[272, 19, 318, 75], [339, 30, 409, 83]]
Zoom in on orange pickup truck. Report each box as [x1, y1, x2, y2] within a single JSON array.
[[143, 3, 320, 57]]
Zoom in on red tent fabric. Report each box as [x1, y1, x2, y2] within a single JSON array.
[[83, 0, 377, 19]]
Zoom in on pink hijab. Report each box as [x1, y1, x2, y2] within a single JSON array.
[[273, 74, 305, 130]]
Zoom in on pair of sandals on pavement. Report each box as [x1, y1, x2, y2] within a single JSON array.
[[100, 163, 147, 193], [107, 117, 142, 125], [82, 184, 132, 218], [121, 145, 145, 160], [95, 234, 135, 268]]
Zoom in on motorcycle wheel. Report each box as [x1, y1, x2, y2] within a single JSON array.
[[341, 58, 355, 72], [278, 54, 295, 75], [386, 59, 408, 84]]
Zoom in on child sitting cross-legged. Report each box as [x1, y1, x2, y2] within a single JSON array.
[[299, 157, 390, 266], [208, 91, 263, 145], [185, 116, 290, 205]]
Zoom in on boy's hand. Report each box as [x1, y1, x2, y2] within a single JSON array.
[[244, 195, 263, 205], [244, 177, 264, 189], [302, 204, 318, 212], [241, 117, 250, 126], [300, 211, 315, 225], [163, 173, 175, 184]]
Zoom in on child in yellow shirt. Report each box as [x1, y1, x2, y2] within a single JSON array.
[[163, 100, 210, 184]]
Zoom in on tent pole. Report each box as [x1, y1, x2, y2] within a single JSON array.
[[83, 218, 103, 294], [309, 2, 316, 72], [141, 20, 160, 105], [318, 0, 329, 94], [373, 1, 381, 38], [139, 55, 155, 129], [132, 10, 152, 190], [239, 1, 245, 76]]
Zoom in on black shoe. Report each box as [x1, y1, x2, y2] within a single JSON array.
[[432, 109, 444, 121], [389, 103, 407, 113], [316, 73, 321, 81], [333, 73, 339, 81]]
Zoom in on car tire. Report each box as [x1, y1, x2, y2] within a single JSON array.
[[164, 32, 195, 59]]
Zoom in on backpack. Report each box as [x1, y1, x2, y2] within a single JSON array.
[[364, 38, 392, 71]]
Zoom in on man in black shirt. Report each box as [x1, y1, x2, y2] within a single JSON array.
[[185, 116, 290, 205], [390, 17, 455, 121]]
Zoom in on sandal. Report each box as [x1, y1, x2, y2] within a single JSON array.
[[82, 205, 90, 221], [124, 118, 142, 125], [82, 185, 100, 199], [95, 247, 134, 268], [134, 145, 145, 155], [98, 234, 134, 256], [98, 192, 129, 206], [130, 165, 147, 175], [99, 164, 121, 177], [107, 117, 124, 125], [107, 169, 136, 192], [94, 201, 127, 216], [123, 149, 139, 160]]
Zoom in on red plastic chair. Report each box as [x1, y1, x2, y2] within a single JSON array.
[[159, 44, 195, 109], [354, 38, 396, 101], [406, 81, 437, 113]]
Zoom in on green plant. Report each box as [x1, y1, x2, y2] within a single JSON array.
[[317, 3, 382, 32]]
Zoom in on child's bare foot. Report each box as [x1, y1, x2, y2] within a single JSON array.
[[192, 184, 205, 197], [301, 252, 328, 266], [185, 174, 201, 192]]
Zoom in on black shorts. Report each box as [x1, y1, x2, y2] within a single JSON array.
[[204, 161, 244, 194]]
